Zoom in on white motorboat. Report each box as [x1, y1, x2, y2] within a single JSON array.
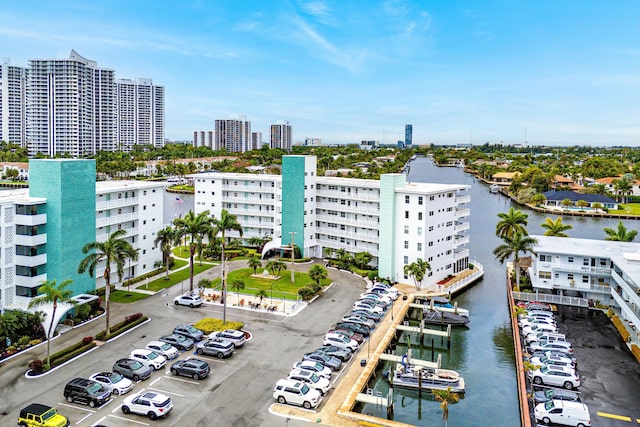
[[391, 363, 465, 393]]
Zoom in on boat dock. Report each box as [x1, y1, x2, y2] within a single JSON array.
[[355, 392, 389, 408], [379, 353, 441, 369], [396, 323, 450, 338], [408, 302, 466, 315]]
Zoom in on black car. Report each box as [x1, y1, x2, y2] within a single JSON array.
[[533, 388, 581, 404], [63, 378, 111, 408], [351, 309, 382, 322], [315, 345, 352, 362], [170, 359, 210, 380], [159, 334, 194, 350], [302, 352, 342, 371], [335, 321, 370, 337]]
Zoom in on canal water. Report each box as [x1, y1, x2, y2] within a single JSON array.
[[358, 156, 631, 426]]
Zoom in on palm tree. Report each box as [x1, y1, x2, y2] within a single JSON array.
[[540, 217, 572, 237], [247, 255, 262, 275], [27, 279, 75, 367], [493, 232, 538, 290], [211, 209, 243, 325], [78, 229, 137, 335], [173, 210, 214, 292], [432, 386, 460, 427], [266, 260, 286, 277], [575, 200, 589, 210], [309, 264, 328, 285], [613, 178, 633, 203], [496, 208, 529, 239], [531, 193, 546, 207], [560, 198, 573, 209], [403, 259, 431, 290], [255, 289, 268, 306], [323, 247, 335, 260], [354, 252, 372, 269], [154, 226, 176, 280], [604, 221, 638, 242], [230, 279, 245, 300]]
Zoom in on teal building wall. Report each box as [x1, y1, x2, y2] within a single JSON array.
[[281, 156, 305, 255], [29, 159, 97, 296], [378, 174, 406, 281]]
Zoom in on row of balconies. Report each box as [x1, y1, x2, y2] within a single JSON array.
[[96, 212, 138, 228], [96, 196, 139, 210], [315, 201, 379, 215], [455, 208, 470, 219], [96, 226, 137, 243], [14, 213, 47, 226], [315, 214, 379, 229], [455, 195, 471, 205], [315, 189, 380, 201], [317, 228, 379, 243]]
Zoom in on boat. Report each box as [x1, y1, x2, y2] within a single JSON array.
[[423, 309, 470, 326], [391, 363, 465, 393], [419, 296, 470, 317], [490, 184, 501, 193]]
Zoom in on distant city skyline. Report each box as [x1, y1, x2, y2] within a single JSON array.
[[1, 1, 638, 146]]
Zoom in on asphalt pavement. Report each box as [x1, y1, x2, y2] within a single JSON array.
[[0, 262, 368, 427]]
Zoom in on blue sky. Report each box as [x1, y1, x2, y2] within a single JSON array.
[[1, 1, 638, 146]]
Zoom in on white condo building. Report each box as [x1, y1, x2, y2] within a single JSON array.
[[214, 116, 252, 152], [192, 155, 471, 286], [116, 78, 165, 150], [529, 235, 640, 331], [0, 159, 165, 312], [0, 59, 27, 145]]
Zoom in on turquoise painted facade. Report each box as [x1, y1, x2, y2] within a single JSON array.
[[29, 159, 97, 296], [378, 174, 406, 280], [281, 156, 305, 256]]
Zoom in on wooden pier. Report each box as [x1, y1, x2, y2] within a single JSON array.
[[379, 353, 441, 369]]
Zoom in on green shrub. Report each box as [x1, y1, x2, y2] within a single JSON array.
[[28, 358, 44, 374], [75, 304, 91, 321], [96, 314, 148, 341], [50, 342, 96, 366], [17, 336, 31, 347], [192, 318, 243, 334]]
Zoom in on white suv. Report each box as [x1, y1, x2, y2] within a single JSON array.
[[288, 368, 331, 395], [129, 349, 167, 370], [209, 329, 246, 347], [323, 332, 358, 351], [273, 379, 322, 409], [121, 391, 173, 420], [528, 365, 581, 389]]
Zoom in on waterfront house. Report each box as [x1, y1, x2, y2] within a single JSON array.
[[541, 190, 618, 210], [491, 171, 521, 185], [595, 176, 640, 197]]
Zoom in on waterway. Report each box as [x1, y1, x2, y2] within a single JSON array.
[[358, 156, 632, 426]]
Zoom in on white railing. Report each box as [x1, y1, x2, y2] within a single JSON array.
[[96, 197, 139, 210], [446, 262, 484, 295], [512, 291, 588, 308], [455, 208, 470, 218]]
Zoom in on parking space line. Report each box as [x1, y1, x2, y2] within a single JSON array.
[[191, 354, 227, 363], [108, 413, 150, 425], [76, 411, 94, 425], [58, 402, 96, 413], [149, 377, 163, 387], [147, 386, 185, 397], [597, 412, 632, 422], [91, 416, 107, 426], [162, 375, 200, 385]]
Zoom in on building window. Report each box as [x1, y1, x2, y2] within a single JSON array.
[[418, 196, 423, 205], [404, 225, 409, 234], [539, 271, 552, 279], [418, 212, 423, 220], [429, 211, 434, 216], [428, 241, 433, 247], [404, 241, 409, 249], [417, 227, 422, 236], [405, 211, 409, 219], [417, 243, 422, 251], [428, 226, 434, 232], [429, 196, 434, 201], [403, 256, 408, 265], [568, 256, 574, 263], [405, 195, 410, 204]]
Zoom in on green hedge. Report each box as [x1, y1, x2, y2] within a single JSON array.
[[96, 314, 148, 341], [50, 342, 97, 366]]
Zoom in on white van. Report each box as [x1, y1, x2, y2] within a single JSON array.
[[534, 399, 590, 426]]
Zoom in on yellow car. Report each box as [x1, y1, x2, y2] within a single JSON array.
[[18, 403, 69, 427]]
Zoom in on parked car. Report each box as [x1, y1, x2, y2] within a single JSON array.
[[528, 341, 573, 355], [63, 378, 111, 408], [355, 297, 388, 310], [112, 358, 153, 382], [18, 403, 69, 427], [89, 371, 134, 396], [351, 309, 382, 322], [173, 293, 203, 307], [534, 400, 590, 427], [517, 301, 552, 311], [302, 352, 342, 371], [173, 324, 204, 341], [352, 302, 384, 315], [525, 331, 566, 345], [327, 328, 365, 344], [367, 287, 398, 300], [170, 358, 210, 380], [145, 341, 179, 360], [519, 317, 556, 329], [292, 361, 332, 379], [335, 321, 370, 337], [522, 323, 559, 338], [288, 368, 331, 395], [528, 365, 580, 389], [522, 309, 555, 319], [359, 293, 392, 306], [533, 388, 581, 405], [323, 332, 359, 352], [121, 391, 173, 420], [530, 354, 576, 370], [273, 379, 322, 409], [315, 345, 353, 362], [129, 349, 167, 370], [195, 339, 235, 358], [158, 334, 194, 351], [208, 329, 246, 347], [340, 315, 375, 329], [530, 350, 577, 363]]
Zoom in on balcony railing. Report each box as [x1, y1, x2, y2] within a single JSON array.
[[14, 213, 47, 226], [96, 197, 139, 210]]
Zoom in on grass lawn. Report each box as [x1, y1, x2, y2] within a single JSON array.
[[110, 290, 151, 303], [170, 258, 188, 270], [608, 204, 640, 215], [146, 262, 215, 292], [206, 268, 331, 300]]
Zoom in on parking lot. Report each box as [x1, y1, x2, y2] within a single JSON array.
[[0, 266, 368, 427], [525, 305, 640, 427]]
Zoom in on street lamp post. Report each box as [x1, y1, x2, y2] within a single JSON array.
[[222, 257, 228, 325], [289, 231, 296, 284]]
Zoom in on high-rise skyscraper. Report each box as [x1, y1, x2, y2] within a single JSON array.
[[270, 120, 292, 151], [116, 78, 165, 150], [0, 59, 27, 146], [405, 124, 413, 147], [27, 50, 116, 157], [214, 115, 252, 152]]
